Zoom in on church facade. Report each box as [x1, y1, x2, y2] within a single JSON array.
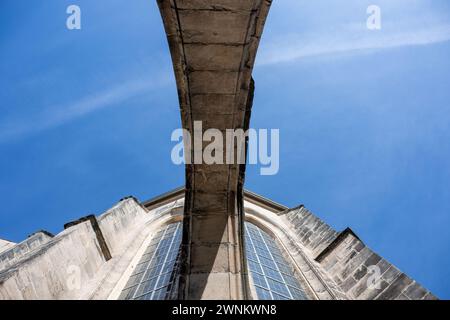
[[0, 188, 437, 300], [0, 1, 438, 300]]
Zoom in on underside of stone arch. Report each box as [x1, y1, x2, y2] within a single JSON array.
[[157, 0, 272, 299]]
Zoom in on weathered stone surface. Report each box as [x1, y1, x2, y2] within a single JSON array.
[[353, 279, 389, 300], [187, 272, 242, 300], [353, 265, 367, 281], [341, 276, 357, 292], [382, 265, 401, 283], [0, 222, 105, 299], [157, 0, 272, 299], [190, 215, 230, 243], [0, 240, 15, 255], [395, 293, 409, 300], [404, 282, 428, 300], [423, 292, 439, 300], [65, 215, 112, 261], [191, 113, 235, 129], [184, 44, 244, 71], [0, 232, 53, 272], [179, 11, 251, 44], [190, 94, 236, 115], [283, 202, 437, 300], [191, 191, 231, 214], [0, 198, 150, 300], [298, 219, 436, 300], [193, 165, 230, 192], [176, 0, 257, 11], [0, 190, 438, 300], [188, 71, 239, 95], [376, 274, 413, 300], [0, 0, 438, 301], [286, 207, 339, 257], [190, 244, 238, 273]]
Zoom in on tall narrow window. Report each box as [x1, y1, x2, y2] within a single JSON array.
[[244, 222, 309, 300], [119, 222, 182, 300], [118, 221, 308, 300]]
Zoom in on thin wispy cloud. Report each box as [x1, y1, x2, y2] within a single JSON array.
[[0, 74, 171, 143], [258, 23, 450, 66]]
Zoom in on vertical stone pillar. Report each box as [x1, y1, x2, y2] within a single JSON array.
[[157, 0, 272, 299]]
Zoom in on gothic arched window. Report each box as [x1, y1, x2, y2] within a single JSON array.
[[119, 222, 182, 300], [119, 220, 309, 300], [244, 222, 309, 300]]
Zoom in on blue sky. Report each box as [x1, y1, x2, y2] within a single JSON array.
[[1, 0, 449, 298]]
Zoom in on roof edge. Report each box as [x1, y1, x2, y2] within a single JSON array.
[[141, 186, 288, 213]]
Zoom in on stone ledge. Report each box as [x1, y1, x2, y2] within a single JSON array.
[[64, 215, 112, 262], [315, 227, 361, 263]]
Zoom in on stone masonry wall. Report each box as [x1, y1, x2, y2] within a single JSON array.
[[0, 198, 149, 300], [285, 206, 437, 300], [0, 221, 106, 299], [0, 232, 53, 272], [0, 239, 15, 255], [157, 0, 273, 299], [286, 206, 339, 258], [97, 198, 148, 256]]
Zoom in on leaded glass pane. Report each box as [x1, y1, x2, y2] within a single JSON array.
[[119, 220, 309, 301], [244, 222, 309, 300], [119, 222, 182, 300]]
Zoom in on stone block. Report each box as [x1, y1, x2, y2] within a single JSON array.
[[404, 282, 428, 300], [375, 273, 413, 300], [176, 0, 256, 11], [190, 94, 236, 115], [352, 277, 389, 300], [185, 44, 244, 71], [179, 11, 250, 44], [382, 265, 401, 284], [190, 215, 230, 244], [363, 253, 381, 268], [188, 272, 241, 299], [190, 243, 237, 273], [192, 192, 230, 215], [353, 265, 367, 281], [341, 276, 357, 292], [423, 292, 439, 300], [338, 247, 372, 280], [189, 71, 239, 95]]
